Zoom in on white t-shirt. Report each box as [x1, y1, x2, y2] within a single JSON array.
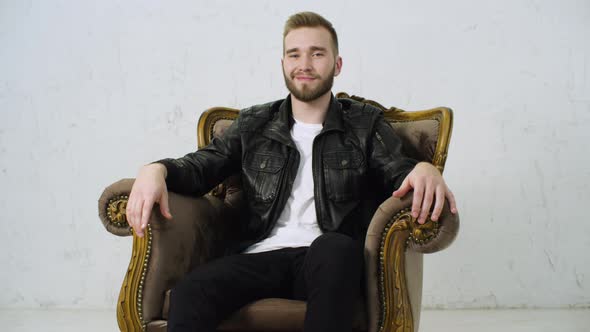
[[244, 118, 323, 254]]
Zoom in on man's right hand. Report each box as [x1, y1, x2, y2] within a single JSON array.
[[126, 163, 173, 237]]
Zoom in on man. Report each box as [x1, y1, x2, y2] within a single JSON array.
[[126, 11, 457, 332]]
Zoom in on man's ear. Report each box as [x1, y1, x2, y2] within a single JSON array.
[[334, 56, 343, 77]]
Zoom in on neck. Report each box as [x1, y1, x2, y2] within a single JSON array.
[[290, 91, 332, 124]]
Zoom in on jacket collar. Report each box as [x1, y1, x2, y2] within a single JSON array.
[[263, 93, 344, 146]]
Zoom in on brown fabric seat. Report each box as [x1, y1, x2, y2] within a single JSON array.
[[98, 93, 460, 332], [153, 292, 367, 332]]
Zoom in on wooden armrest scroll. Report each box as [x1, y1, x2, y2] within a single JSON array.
[[98, 178, 135, 237]]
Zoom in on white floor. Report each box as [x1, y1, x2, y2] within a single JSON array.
[[0, 308, 588, 332], [419, 309, 589, 332]]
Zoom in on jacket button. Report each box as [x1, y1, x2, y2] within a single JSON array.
[[341, 159, 349, 166], [260, 161, 267, 169]]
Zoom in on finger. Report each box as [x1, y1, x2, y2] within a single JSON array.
[[446, 188, 458, 214], [140, 198, 155, 230], [431, 186, 445, 221], [160, 190, 172, 219], [418, 183, 434, 224], [127, 195, 140, 230], [393, 177, 410, 198], [411, 182, 424, 219], [134, 200, 145, 237], [125, 195, 135, 228]]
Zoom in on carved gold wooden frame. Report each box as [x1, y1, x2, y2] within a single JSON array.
[[108, 92, 453, 332], [197, 107, 240, 149], [102, 194, 152, 331], [117, 226, 151, 331]]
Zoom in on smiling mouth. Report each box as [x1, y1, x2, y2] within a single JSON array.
[[294, 76, 317, 81]]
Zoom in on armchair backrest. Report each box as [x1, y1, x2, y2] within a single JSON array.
[[196, 92, 454, 174], [336, 92, 453, 174]]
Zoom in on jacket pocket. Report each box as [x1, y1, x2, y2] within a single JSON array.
[[322, 150, 364, 202], [244, 152, 286, 202]]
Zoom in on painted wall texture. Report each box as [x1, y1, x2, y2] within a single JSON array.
[[0, 0, 588, 309]]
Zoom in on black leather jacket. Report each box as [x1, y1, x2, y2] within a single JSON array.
[[158, 94, 417, 253]]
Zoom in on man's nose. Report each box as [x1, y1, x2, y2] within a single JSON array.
[[299, 54, 313, 71]]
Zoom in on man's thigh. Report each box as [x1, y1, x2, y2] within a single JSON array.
[[292, 233, 363, 300], [170, 247, 304, 313]]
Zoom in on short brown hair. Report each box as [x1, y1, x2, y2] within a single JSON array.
[[283, 12, 339, 55]]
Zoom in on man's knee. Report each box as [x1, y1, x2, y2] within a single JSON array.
[[309, 233, 363, 269], [312, 233, 360, 255]]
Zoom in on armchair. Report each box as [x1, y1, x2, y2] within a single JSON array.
[[98, 92, 459, 332]]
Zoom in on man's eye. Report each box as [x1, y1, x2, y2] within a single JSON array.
[[289, 54, 299, 58], [312, 53, 324, 57]]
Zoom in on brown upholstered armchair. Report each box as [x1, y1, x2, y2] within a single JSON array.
[[98, 93, 459, 332]]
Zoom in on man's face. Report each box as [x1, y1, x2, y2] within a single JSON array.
[[282, 27, 342, 102]]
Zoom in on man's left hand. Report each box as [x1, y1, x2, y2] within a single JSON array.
[[392, 162, 458, 224]]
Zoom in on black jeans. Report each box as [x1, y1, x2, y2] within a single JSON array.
[[168, 232, 363, 332]]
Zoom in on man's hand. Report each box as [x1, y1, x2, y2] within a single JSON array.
[[126, 163, 173, 237], [392, 162, 458, 224]]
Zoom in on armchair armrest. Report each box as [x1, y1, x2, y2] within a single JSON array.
[[97, 178, 134, 237], [379, 197, 460, 255], [97, 178, 238, 331], [364, 194, 460, 332]]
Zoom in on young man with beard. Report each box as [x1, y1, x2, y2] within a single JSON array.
[[126, 11, 457, 332]]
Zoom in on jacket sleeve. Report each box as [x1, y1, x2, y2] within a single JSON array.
[[154, 116, 243, 197], [368, 111, 418, 193]]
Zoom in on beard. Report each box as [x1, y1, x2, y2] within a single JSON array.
[[283, 66, 335, 102]]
